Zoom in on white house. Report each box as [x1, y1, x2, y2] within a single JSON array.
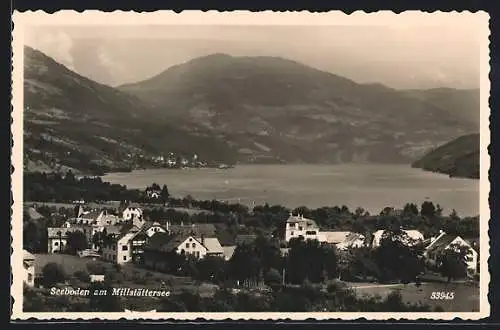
[[47, 227, 73, 253], [23, 250, 35, 287], [371, 229, 424, 248], [122, 206, 143, 222], [145, 233, 224, 260], [285, 213, 321, 242], [102, 229, 139, 264], [424, 231, 478, 275]]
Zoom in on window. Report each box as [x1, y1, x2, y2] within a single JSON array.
[[186, 243, 190, 248], [112, 245, 116, 251], [123, 256, 127, 261], [291, 231, 294, 235], [299, 226, 303, 231], [28, 273, 33, 282], [192, 243, 196, 248], [189, 238, 193, 242], [196, 251, 200, 258], [112, 255, 116, 261], [54, 242, 59, 246], [122, 245, 128, 251]]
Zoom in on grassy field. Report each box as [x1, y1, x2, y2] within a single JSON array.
[[348, 281, 479, 312], [33, 253, 218, 297]]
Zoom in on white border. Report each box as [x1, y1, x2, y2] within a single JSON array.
[[11, 10, 491, 320]]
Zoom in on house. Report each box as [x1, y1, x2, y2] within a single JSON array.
[[23, 250, 35, 287], [122, 206, 143, 222], [371, 229, 424, 248], [280, 248, 290, 257], [101, 226, 141, 264], [143, 233, 225, 270], [285, 213, 321, 242], [202, 237, 224, 257], [47, 227, 79, 253], [222, 245, 237, 261], [319, 231, 366, 250], [146, 189, 161, 199], [424, 231, 478, 275], [129, 222, 168, 264]]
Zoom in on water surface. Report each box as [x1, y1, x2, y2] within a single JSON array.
[[103, 164, 479, 217]]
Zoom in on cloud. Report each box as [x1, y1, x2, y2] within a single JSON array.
[[25, 30, 76, 71]]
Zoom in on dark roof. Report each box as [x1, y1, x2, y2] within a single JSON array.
[[235, 234, 257, 245], [426, 234, 457, 253], [144, 233, 203, 252], [169, 223, 216, 237]]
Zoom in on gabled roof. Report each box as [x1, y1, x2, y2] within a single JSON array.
[[426, 233, 461, 253], [200, 237, 224, 254], [286, 214, 318, 228], [321, 231, 353, 244], [79, 210, 101, 220], [223, 245, 237, 260], [144, 233, 204, 253], [47, 227, 75, 238]]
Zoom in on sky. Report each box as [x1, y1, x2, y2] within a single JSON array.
[[24, 24, 481, 89]]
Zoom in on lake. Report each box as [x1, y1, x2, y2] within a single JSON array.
[[103, 164, 480, 217]]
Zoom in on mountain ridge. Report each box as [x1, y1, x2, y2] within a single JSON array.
[[119, 52, 478, 164], [411, 134, 480, 179], [23, 47, 480, 174]]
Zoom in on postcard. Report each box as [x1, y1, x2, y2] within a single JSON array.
[[11, 10, 490, 320]]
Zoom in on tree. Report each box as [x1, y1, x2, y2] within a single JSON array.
[[374, 229, 424, 283], [264, 268, 282, 287], [65, 230, 88, 254], [74, 270, 91, 283], [42, 262, 67, 287], [438, 243, 471, 282], [421, 201, 436, 218], [195, 256, 228, 284], [161, 184, 170, 203], [403, 203, 419, 217]]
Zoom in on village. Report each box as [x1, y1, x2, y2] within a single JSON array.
[[23, 186, 480, 302]]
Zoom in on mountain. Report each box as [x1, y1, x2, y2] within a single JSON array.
[[23, 46, 237, 174], [402, 88, 480, 127], [119, 54, 479, 164], [411, 134, 480, 179]]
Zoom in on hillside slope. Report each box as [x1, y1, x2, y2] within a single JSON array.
[[120, 54, 478, 164], [402, 87, 479, 127], [411, 134, 480, 179], [23, 46, 237, 174]]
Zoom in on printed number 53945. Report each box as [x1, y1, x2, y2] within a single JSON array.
[[430, 292, 455, 300]]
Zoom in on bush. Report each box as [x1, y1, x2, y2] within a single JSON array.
[[86, 261, 107, 275], [74, 270, 91, 283], [41, 262, 67, 287]]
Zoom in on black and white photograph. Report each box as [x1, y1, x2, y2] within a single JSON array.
[[11, 10, 490, 320]]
